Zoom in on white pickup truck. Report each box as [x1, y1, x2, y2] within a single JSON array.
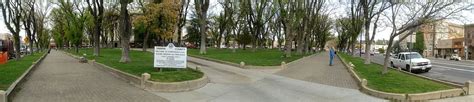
[[390, 52, 432, 72]]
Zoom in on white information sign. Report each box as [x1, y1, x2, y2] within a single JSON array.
[[154, 43, 187, 68]]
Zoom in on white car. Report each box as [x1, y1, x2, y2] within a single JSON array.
[[390, 52, 432, 72], [449, 54, 461, 61]]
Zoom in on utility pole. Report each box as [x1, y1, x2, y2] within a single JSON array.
[[359, 32, 362, 57], [409, 32, 413, 72], [432, 24, 436, 58]]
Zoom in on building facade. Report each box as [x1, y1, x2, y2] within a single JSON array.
[[465, 24, 474, 60], [435, 23, 465, 58], [399, 21, 465, 58]]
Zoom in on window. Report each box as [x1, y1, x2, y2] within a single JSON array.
[[401, 54, 406, 60], [406, 53, 422, 59]]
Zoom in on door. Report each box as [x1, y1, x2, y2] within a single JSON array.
[[398, 54, 406, 68], [393, 54, 400, 67]]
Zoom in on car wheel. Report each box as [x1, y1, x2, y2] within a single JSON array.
[[406, 65, 410, 71], [390, 62, 395, 68]]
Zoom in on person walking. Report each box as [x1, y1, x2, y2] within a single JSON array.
[[329, 47, 335, 66]]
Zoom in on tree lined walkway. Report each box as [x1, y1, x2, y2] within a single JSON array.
[[276, 52, 359, 89], [12, 50, 167, 102]]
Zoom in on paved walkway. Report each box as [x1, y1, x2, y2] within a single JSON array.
[[12, 50, 167, 102], [276, 52, 359, 89], [430, 95, 474, 102], [152, 56, 385, 102]]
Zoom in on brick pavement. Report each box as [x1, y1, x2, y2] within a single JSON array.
[[276, 52, 359, 89], [11, 50, 167, 102]]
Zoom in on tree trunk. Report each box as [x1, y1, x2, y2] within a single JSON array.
[[364, 23, 371, 64], [296, 29, 305, 55], [217, 31, 223, 48], [199, 19, 207, 54], [94, 25, 101, 56], [199, 13, 207, 54], [142, 30, 150, 52], [382, 37, 395, 74], [75, 44, 79, 53], [284, 28, 293, 57], [119, 1, 131, 63], [13, 33, 21, 60], [177, 27, 183, 47]]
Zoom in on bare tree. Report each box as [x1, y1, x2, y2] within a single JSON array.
[[194, 0, 210, 54], [34, 1, 51, 50], [21, 0, 36, 55], [1, 0, 23, 60], [177, 0, 190, 46], [86, 0, 104, 56], [360, 0, 393, 64]]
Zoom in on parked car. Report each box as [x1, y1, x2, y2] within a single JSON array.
[[390, 52, 431, 73], [449, 54, 461, 61], [20, 47, 27, 54], [0, 39, 15, 59]]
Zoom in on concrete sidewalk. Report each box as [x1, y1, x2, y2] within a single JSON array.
[[276, 52, 359, 89], [152, 55, 385, 102], [12, 50, 167, 102]]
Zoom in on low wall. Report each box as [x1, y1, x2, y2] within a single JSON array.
[[0, 52, 48, 102], [92, 62, 142, 86], [144, 74, 209, 92], [337, 54, 468, 101], [91, 61, 208, 92], [0, 90, 5, 102], [360, 85, 406, 101]]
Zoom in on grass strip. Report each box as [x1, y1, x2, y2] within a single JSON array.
[[0, 52, 45, 90], [67, 48, 203, 82], [339, 53, 453, 94], [188, 48, 310, 66]]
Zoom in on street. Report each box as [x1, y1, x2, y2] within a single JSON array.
[[370, 54, 474, 84]]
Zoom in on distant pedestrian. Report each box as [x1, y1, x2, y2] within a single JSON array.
[[329, 47, 335, 66]]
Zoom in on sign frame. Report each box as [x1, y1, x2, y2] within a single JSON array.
[[154, 43, 187, 69]]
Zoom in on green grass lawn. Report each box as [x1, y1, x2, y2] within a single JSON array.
[[338, 53, 453, 94], [66, 48, 203, 82], [0, 52, 45, 90], [188, 48, 311, 66]]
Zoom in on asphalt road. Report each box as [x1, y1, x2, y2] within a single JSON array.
[[369, 54, 474, 84]]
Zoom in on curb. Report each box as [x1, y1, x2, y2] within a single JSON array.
[[337, 54, 467, 101], [62, 51, 209, 92], [0, 52, 48, 102]]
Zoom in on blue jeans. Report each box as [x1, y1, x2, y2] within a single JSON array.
[[329, 56, 334, 65]]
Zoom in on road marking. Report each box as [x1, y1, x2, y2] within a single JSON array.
[[431, 61, 474, 69], [432, 65, 474, 73]]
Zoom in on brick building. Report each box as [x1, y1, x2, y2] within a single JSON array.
[[400, 21, 465, 58], [465, 24, 474, 60]]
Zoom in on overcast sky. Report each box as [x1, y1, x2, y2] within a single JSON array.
[[1, 0, 473, 41]]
